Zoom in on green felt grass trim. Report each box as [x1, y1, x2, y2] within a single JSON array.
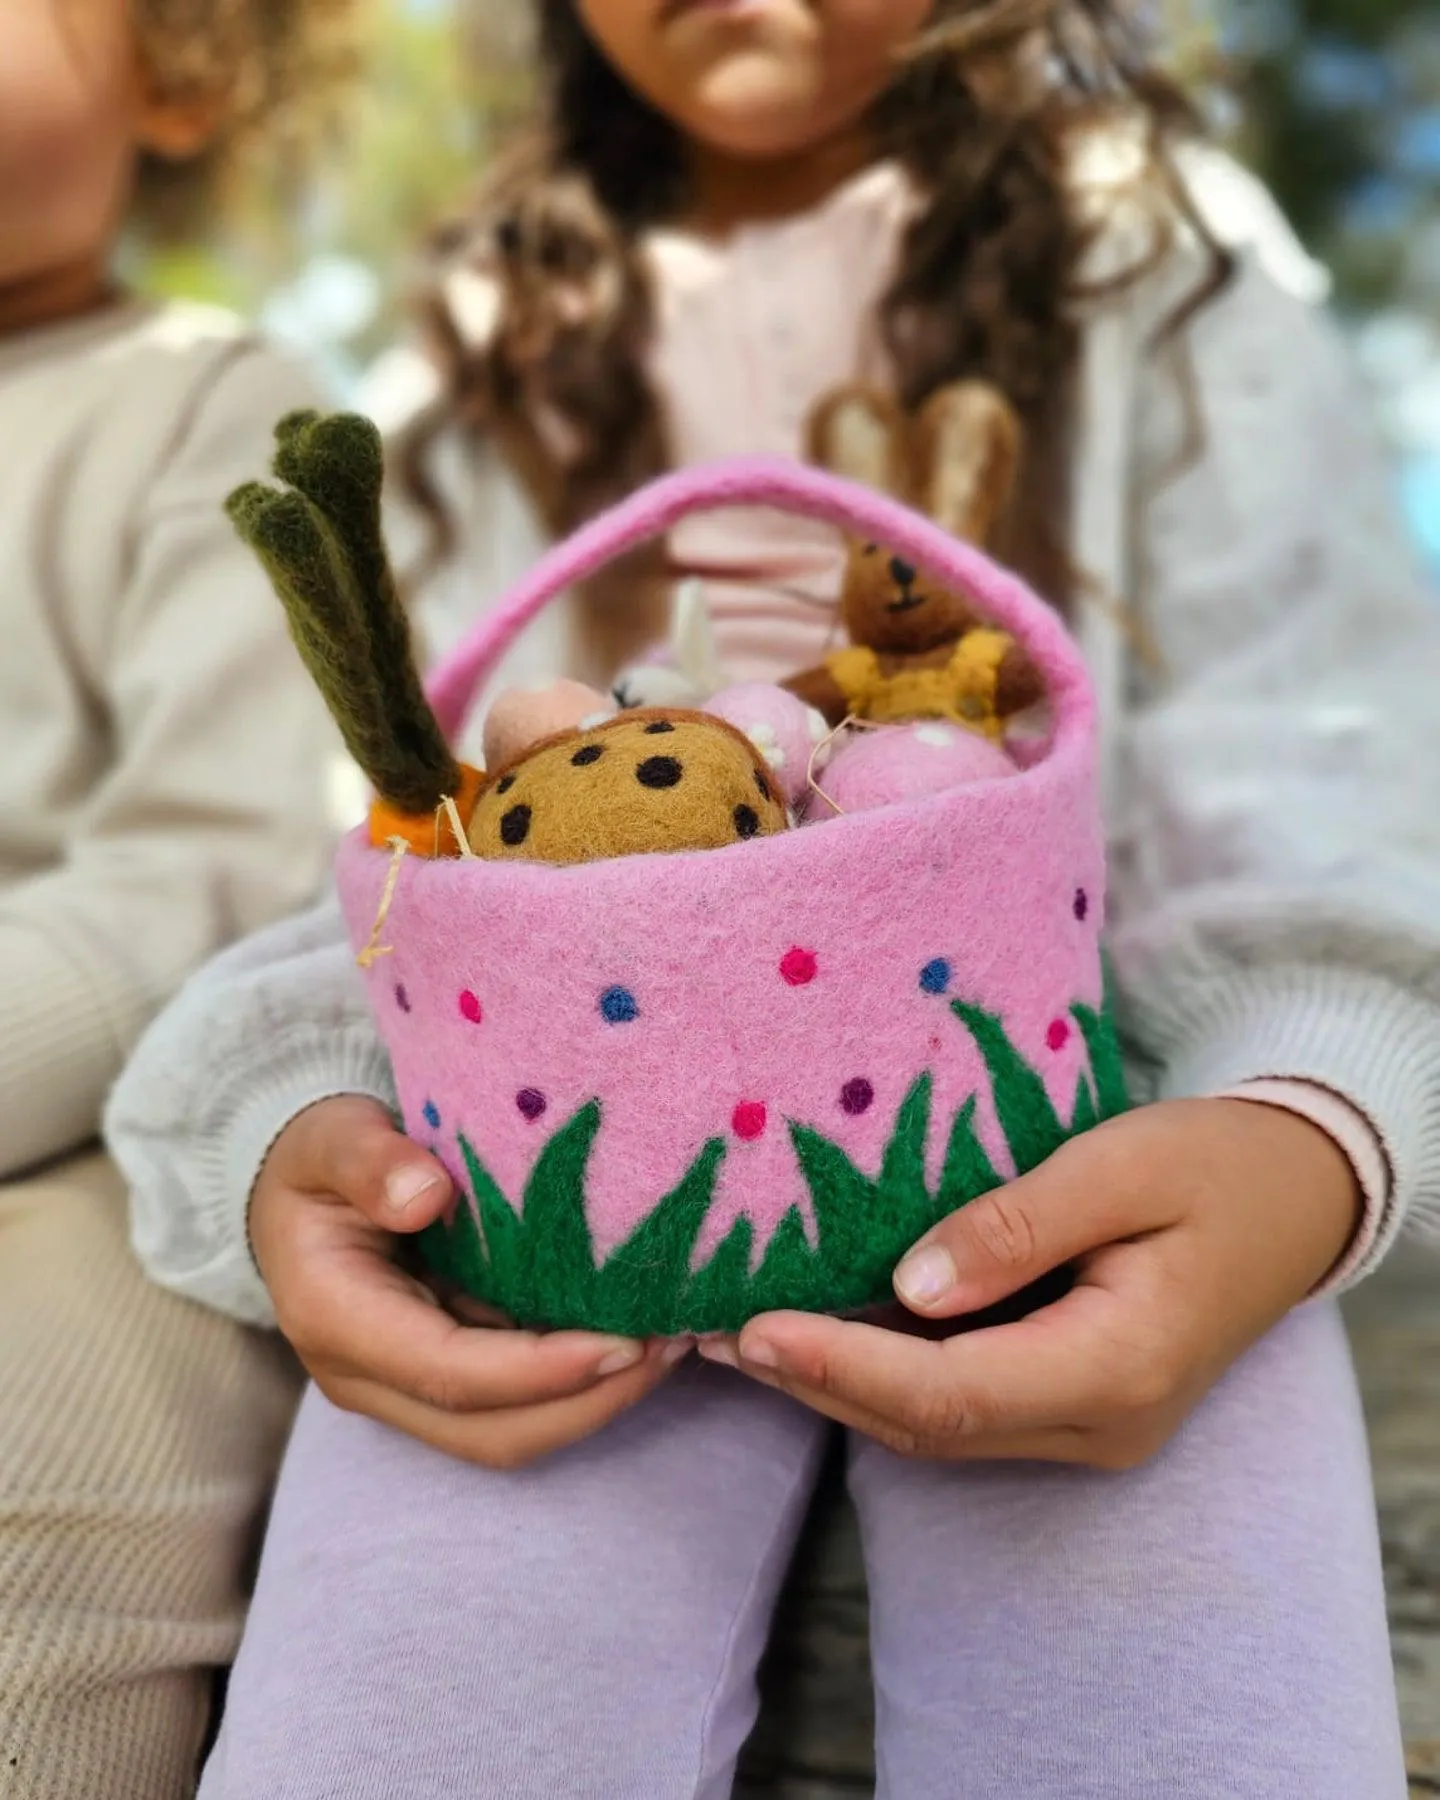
[[419, 997, 1131, 1334]]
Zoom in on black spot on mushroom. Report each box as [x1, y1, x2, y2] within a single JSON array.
[[643, 719, 676, 735], [496, 773, 516, 794], [636, 756, 683, 789], [754, 768, 772, 802], [734, 804, 761, 839], [571, 744, 604, 766], [500, 804, 532, 846]]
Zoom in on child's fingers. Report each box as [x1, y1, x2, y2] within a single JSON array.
[[281, 1095, 455, 1232], [726, 1287, 1143, 1453], [287, 1245, 648, 1412], [892, 1115, 1182, 1318], [323, 1339, 689, 1469]]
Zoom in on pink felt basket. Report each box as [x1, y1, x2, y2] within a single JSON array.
[[334, 460, 1121, 1335]]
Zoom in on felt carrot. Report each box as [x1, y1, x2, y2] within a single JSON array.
[[227, 410, 482, 853]]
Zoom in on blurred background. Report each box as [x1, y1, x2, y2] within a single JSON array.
[[124, 0, 1440, 571]]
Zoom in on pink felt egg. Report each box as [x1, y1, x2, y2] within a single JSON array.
[[703, 683, 829, 807], [800, 721, 1015, 823], [482, 680, 613, 772]]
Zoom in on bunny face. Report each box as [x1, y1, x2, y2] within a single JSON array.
[[839, 538, 982, 655]]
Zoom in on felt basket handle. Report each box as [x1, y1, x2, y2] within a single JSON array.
[[425, 457, 1094, 751]]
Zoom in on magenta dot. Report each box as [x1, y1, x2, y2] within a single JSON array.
[[1046, 1019, 1071, 1052], [516, 1088, 547, 1122], [732, 1101, 767, 1142], [780, 947, 818, 987], [840, 1078, 874, 1117], [458, 990, 483, 1024]]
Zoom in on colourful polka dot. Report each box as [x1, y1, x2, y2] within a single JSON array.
[[516, 1089, 547, 1122], [600, 986, 639, 1025], [394, 983, 412, 1014], [458, 990, 483, 1024], [840, 1078, 874, 1117], [920, 958, 952, 996], [732, 1101, 767, 1141], [780, 947, 818, 987], [1047, 1019, 1071, 1052], [1074, 888, 1089, 923], [422, 1101, 441, 1129]]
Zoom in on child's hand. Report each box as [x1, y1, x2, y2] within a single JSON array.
[[250, 1098, 682, 1467], [700, 1099, 1361, 1467]]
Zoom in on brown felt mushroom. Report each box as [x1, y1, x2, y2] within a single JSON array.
[[466, 709, 788, 865]]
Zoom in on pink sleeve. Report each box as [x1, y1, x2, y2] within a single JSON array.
[[1221, 1079, 1392, 1295]]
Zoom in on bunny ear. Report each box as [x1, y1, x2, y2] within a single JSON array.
[[806, 385, 910, 498], [671, 578, 722, 696], [916, 380, 1023, 548]]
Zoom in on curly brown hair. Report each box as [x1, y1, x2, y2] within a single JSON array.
[[131, 0, 363, 235], [404, 0, 1226, 614]]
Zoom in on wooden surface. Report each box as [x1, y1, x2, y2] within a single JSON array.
[[735, 1244, 1440, 1799]]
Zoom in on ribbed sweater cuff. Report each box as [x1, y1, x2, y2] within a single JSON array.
[[1141, 965, 1440, 1290], [195, 1026, 399, 1328]]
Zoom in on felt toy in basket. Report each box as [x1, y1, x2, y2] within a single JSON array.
[[227, 411, 787, 865], [786, 381, 1044, 740], [233, 420, 1129, 1338]]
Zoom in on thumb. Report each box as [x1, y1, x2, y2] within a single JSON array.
[[286, 1095, 455, 1233], [892, 1118, 1169, 1318]]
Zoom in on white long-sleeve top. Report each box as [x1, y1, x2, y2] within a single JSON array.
[[0, 298, 341, 1181], [106, 143, 1440, 1326]]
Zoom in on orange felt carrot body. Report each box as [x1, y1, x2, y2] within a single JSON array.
[[369, 762, 487, 858]]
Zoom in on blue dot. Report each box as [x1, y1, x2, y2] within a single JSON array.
[[919, 958, 952, 996], [422, 1101, 441, 1129], [599, 985, 639, 1025]]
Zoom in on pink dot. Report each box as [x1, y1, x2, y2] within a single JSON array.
[[780, 947, 818, 987], [732, 1101, 767, 1141], [1046, 1018, 1070, 1052], [459, 990, 483, 1024]]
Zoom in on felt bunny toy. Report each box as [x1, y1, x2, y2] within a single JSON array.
[[608, 578, 724, 711], [786, 380, 1043, 739], [228, 411, 788, 866]]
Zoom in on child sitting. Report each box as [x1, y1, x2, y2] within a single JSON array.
[[0, 3, 357, 1795]]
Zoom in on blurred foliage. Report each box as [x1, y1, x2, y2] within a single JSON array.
[[1215, 0, 1440, 314], [132, 0, 534, 371]]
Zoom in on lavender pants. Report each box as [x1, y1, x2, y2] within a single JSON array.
[[201, 1301, 1405, 1800]]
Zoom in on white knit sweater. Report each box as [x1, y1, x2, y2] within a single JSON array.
[[0, 298, 341, 1181], [106, 149, 1440, 1328]]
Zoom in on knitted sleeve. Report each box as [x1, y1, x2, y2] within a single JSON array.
[[105, 894, 397, 1328], [1108, 241, 1440, 1284], [0, 339, 341, 1179]]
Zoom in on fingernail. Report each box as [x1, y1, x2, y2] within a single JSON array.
[[895, 1244, 957, 1308], [697, 1340, 738, 1368], [659, 1339, 692, 1369], [739, 1337, 778, 1370], [595, 1343, 645, 1377], [385, 1164, 442, 1214]]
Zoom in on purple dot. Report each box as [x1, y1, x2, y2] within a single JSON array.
[[516, 1088, 547, 1122], [840, 1078, 874, 1117], [395, 983, 412, 1013], [1073, 888, 1089, 923]]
